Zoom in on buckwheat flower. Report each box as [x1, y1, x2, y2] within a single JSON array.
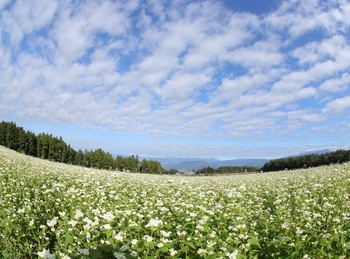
[[130, 251, 138, 257], [114, 231, 124, 241], [177, 230, 187, 237], [143, 235, 153, 243], [161, 238, 171, 243], [207, 240, 216, 247], [131, 239, 138, 246], [68, 220, 78, 227], [296, 227, 303, 235], [29, 219, 34, 227], [189, 212, 197, 217], [47, 217, 58, 227], [169, 248, 177, 256], [77, 248, 89, 255], [146, 218, 163, 228], [157, 242, 163, 248], [38, 249, 55, 259], [58, 253, 71, 259], [102, 224, 112, 230], [102, 212, 115, 222], [113, 252, 126, 259], [226, 250, 238, 259], [17, 208, 25, 213], [160, 230, 171, 237], [120, 245, 128, 251], [281, 222, 289, 229], [197, 248, 207, 255], [75, 209, 84, 219]]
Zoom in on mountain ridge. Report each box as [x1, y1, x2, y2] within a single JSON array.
[[140, 149, 333, 171]]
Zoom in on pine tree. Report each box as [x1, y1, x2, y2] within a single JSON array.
[[5, 122, 18, 150]]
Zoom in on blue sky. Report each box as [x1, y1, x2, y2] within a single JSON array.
[[1, 0, 350, 159]]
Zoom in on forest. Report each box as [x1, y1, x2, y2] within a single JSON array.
[[0, 121, 164, 174], [2, 121, 350, 174], [261, 149, 350, 172]]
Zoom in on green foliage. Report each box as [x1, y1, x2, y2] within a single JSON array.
[[1, 146, 350, 258], [140, 159, 163, 174], [196, 166, 258, 175], [261, 150, 350, 172], [0, 121, 164, 174]]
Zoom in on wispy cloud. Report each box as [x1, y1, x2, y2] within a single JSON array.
[[1, 0, 349, 158]]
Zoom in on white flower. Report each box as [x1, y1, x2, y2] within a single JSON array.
[[169, 248, 177, 256], [160, 230, 171, 237], [37, 249, 55, 259], [296, 227, 303, 235], [102, 211, 115, 222], [77, 248, 89, 255], [226, 250, 238, 259], [47, 217, 58, 227], [114, 231, 124, 241], [29, 219, 34, 226], [197, 248, 207, 255], [58, 253, 71, 259], [74, 209, 84, 219], [131, 239, 138, 246], [146, 218, 163, 228], [143, 235, 153, 243], [130, 251, 138, 257], [189, 212, 197, 217], [102, 224, 112, 230], [68, 220, 78, 227], [113, 252, 126, 259], [17, 208, 25, 213], [120, 245, 128, 251]]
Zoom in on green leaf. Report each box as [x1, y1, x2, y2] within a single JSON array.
[[64, 234, 73, 246], [97, 245, 113, 253], [106, 229, 113, 239], [248, 236, 260, 247], [89, 249, 103, 259], [184, 242, 196, 249]]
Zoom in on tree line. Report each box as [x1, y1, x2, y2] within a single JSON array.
[[0, 121, 165, 174], [261, 149, 350, 172], [195, 166, 258, 175]]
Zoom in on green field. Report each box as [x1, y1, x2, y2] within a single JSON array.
[[1, 145, 349, 258]]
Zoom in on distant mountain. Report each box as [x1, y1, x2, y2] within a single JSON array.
[[140, 156, 269, 171], [290, 149, 332, 157], [141, 149, 333, 171]]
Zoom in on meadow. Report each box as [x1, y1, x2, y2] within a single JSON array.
[[0, 145, 349, 258]]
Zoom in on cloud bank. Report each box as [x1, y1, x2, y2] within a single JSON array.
[[1, 0, 350, 158]]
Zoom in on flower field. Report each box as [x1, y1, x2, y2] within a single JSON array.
[[1, 146, 350, 258]]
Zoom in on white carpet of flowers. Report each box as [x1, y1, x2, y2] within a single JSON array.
[[1, 145, 350, 258]]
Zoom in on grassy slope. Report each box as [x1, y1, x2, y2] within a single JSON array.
[[1, 145, 350, 258]]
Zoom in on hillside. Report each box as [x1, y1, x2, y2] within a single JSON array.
[[1, 144, 350, 258]]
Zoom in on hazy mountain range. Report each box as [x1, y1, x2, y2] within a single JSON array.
[[140, 149, 332, 171]]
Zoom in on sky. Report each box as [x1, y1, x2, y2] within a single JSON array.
[[1, 0, 350, 159]]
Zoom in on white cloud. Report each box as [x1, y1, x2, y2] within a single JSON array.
[[319, 73, 350, 93], [228, 39, 284, 71], [0, 0, 57, 46], [1, 0, 350, 158], [322, 96, 350, 114]]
